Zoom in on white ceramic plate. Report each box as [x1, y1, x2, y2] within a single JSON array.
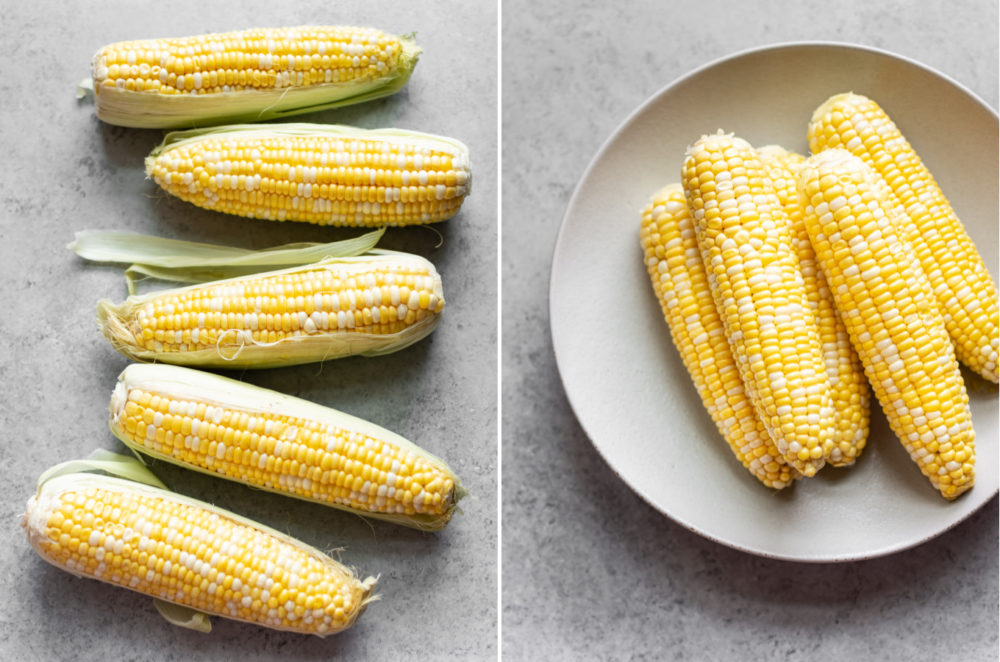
[[550, 43, 998, 562]]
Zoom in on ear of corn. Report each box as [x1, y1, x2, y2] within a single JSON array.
[[108, 363, 464, 530], [808, 92, 999, 383], [90, 26, 420, 129], [798, 148, 975, 499], [146, 124, 471, 227], [22, 455, 378, 635], [757, 145, 870, 466], [682, 132, 835, 477], [96, 250, 445, 369], [640, 184, 799, 488]]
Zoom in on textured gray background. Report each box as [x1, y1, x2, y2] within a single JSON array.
[[502, 1, 998, 661], [0, 1, 496, 660], [3, 0, 998, 660]]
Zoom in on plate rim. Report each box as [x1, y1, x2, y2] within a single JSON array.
[[548, 40, 999, 563]]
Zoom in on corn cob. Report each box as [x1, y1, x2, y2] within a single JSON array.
[[22, 465, 377, 635], [682, 132, 834, 477], [640, 184, 798, 488], [757, 145, 870, 466], [96, 251, 445, 369], [808, 92, 999, 383], [89, 26, 420, 128], [798, 148, 975, 499], [146, 124, 471, 227], [109, 364, 463, 530]]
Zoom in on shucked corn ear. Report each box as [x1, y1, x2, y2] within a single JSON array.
[[808, 92, 999, 383], [89, 26, 420, 128], [147, 124, 471, 227], [757, 145, 870, 466], [109, 364, 464, 530], [22, 453, 377, 635], [798, 149, 975, 499], [640, 184, 798, 489], [96, 251, 445, 369], [682, 132, 835, 477]]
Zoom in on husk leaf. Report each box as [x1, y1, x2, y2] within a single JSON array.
[[70, 228, 384, 294]]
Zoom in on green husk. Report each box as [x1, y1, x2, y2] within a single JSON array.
[[153, 599, 212, 634], [24, 452, 378, 636], [35, 448, 168, 491], [69, 228, 384, 294], [110, 363, 466, 531], [76, 78, 93, 100], [90, 33, 420, 129]]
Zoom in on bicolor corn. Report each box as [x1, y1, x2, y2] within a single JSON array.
[[640, 183, 799, 488], [22, 462, 377, 635], [757, 144, 870, 465], [109, 364, 464, 530], [97, 251, 445, 369], [808, 92, 998, 383], [682, 132, 835, 477], [89, 26, 420, 128], [147, 124, 471, 227], [798, 148, 975, 499]]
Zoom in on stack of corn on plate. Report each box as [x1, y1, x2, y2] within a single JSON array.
[[639, 92, 997, 500]]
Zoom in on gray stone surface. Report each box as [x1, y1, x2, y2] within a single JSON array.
[[0, 2, 496, 660], [502, 1, 998, 660], [4, 0, 998, 659]]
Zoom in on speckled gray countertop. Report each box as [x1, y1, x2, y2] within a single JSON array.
[[502, 1, 997, 660], [3, 1, 998, 660], [0, 2, 496, 660]]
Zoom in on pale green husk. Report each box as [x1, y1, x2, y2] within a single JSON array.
[[69, 228, 384, 294], [90, 34, 420, 129], [24, 452, 378, 636], [153, 599, 212, 633], [109, 363, 465, 531], [94, 250, 444, 369], [35, 448, 168, 490]]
